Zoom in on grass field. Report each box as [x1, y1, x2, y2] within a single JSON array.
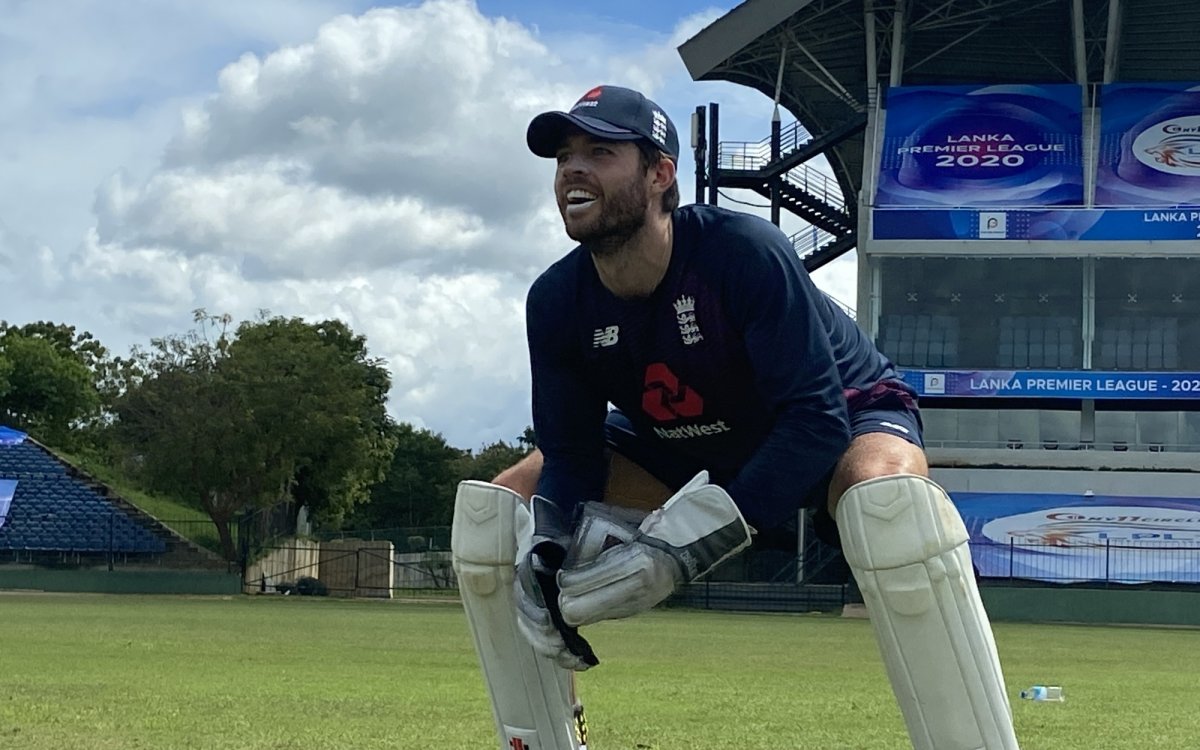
[[1, 593, 1198, 749]]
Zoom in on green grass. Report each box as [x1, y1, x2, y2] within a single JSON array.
[[1, 594, 1197, 749]]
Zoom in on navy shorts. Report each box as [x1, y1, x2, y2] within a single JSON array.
[[604, 380, 923, 541]]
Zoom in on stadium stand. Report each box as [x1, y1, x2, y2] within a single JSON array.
[[877, 314, 959, 368], [678, 0, 1200, 599], [0, 438, 166, 555], [997, 317, 1077, 370], [1095, 317, 1180, 371]]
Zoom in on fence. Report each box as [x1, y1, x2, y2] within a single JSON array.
[[972, 539, 1200, 585], [245, 538, 459, 598], [242, 526, 1200, 604]]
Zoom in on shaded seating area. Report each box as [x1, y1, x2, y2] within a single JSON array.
[[1095, 317, 1179, 370], [0, 440, 165, 555], [997, 316, 1077, 369], [877, 314, 960, 367]]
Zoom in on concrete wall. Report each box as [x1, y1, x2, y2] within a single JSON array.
[[318, 539, 394, 598], [0, 567, 240, 595], [933, 466, 1200, 499], [393, 551, 455, 589], [983, 586, 1200, 628], [244, 539, 320, 594]]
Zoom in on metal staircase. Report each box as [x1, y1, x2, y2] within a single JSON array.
[[693, 105, 865, 272]]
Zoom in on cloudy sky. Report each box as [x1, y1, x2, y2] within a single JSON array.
[[0, 0, 858, 450]]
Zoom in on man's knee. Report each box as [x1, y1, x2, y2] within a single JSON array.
[[492, 450, 543, 501], [827, 433, 929, 514]]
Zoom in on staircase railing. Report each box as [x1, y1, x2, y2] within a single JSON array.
[[779, 164, 845, 212], [716, 120, 813, 172]]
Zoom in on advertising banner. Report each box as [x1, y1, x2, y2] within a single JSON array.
[[953, 492, 1200, 584], [0, 479, 15, 532], [1096, 83, 1200, 207], [876, 84, 1084, 207], [899, 369, 1200, 400], [873, 206, 1200, 240]]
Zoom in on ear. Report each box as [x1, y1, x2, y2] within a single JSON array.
[[648, 155, 676, 198]]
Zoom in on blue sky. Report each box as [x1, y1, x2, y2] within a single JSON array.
[[0, 0, 855, 448]]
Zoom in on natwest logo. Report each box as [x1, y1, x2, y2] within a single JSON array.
[[641, 362, 703, 421], [653, 420, 730, 440]]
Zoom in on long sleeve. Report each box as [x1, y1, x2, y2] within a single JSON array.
[[526, 272, 608, 515], [723, 224, 851, 529]]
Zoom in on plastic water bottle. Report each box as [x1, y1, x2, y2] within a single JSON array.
[[1020, 685, 1064, 702]]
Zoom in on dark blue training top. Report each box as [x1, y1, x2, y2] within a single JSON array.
[[527, 204, 896, 530]]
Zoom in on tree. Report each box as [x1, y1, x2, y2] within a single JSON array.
[[0, 330, 101, 444], [0, 321, 111, 375], [112, 314, 262, 560], [518, 426, 537, 451], [351, 423, 464, 529], [452, 436, 533, 487], [222, 317, 395, 528], [113, 312, 396, 559], [0, 354, 11, 403]]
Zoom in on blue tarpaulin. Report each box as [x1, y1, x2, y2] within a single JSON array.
[[0, 426, 27, 445]]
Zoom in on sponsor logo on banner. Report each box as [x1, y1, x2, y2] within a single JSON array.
[[979, 211, 1007, 238], [983, 506, 1200, 547], [1096, 82, 1200, 206], [954, 492, 1200, 584], [1133, 115, 1200, 175], [923, 372, 946, 395], [899, 369, 1200, 399], [876, 84, 1084, 207], [874, 206, 1200, 241]]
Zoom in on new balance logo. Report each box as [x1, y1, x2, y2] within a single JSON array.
[[592, 326, 619, 348], [509, 737, 534, 750]]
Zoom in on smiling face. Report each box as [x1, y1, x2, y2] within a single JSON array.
[[553, 131, 652, 251]]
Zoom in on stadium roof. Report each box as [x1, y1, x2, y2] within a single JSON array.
[[679, 0, 1200, 207]]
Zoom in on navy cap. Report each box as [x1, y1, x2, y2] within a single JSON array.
[[527, 85, 680, 160]]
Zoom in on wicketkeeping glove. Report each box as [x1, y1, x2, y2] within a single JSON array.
[[514, 495, 599, 671], [557, 471, 752, 627]]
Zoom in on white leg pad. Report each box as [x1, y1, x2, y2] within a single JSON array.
[[451, 480, 586, 750], [836, 475, 1019, 750]]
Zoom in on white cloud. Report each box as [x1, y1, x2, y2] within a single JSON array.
[[67, 0, 600, 445], [3, 0, 861, 449]]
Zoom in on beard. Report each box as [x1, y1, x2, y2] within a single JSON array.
[[563, 177, 649, 257]]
